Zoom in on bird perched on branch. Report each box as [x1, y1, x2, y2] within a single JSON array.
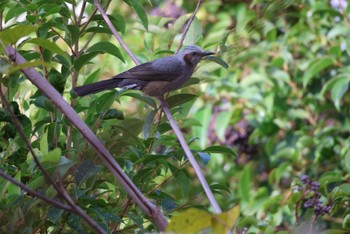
[[73, 45, 214, 97]]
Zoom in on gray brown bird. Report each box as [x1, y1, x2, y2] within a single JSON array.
[[73, 45, 214, 97]]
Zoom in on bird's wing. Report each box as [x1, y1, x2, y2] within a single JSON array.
[[113, 57, 183, 81]]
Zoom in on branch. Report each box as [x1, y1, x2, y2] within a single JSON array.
[[3, 45, 167, 232], [0, 169, 73, 212], [175, 0, 204, 54], [158, 98, 222, 214], [94, 0, 140, 65]]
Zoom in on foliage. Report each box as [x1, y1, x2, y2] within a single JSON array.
[[0, 0, 349, 233]]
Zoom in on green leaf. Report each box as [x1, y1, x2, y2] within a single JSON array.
[[122, 92, 157, 109], [344, 150, 350, 174], [212, 206, 240, 234], [343, 214, 350, 230], [5, 7, 27, 23], [135, 154, 171, 165], [8, 171, 21, 195], [124, 0, 148, 30], [302, 57, 333, 87], [204, 56, 229, 69], [25, 38, 67, 57], [102, 109, 124, 120], [319, 171, 343, 185], [95, 92, 117, 113], [28, 176, 45, 190], [58, 156, 75, 177], [169, 165, 190, 197], [166, 208, 212, 233], [330, 77, 350, 110], [75, 160, 102, 187], [45, 148, 61, 163], [210, 183, 232, 195], [0, 25, 37, 48], [204, 145, 237, 157], [87, 42, 124, 62], [143, 109, 157, 139], [239, 164, 251, 202], [215, 111, 232, 141], [40, 131, 49, 155], [32, 96, 55, 112], [91, 14, 125, 34], [67, 25, 80, 46], [161, 197, 177, 211], [193, 104, 212, 148], [166, 93, 198, 108], [319, 229, 347, 234], [74, 51, 99, 71], [8, 60, 52, 74], [183, 17, 203, 45]]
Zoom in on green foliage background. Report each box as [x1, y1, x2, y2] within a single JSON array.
[[0, 0, 350, 233]]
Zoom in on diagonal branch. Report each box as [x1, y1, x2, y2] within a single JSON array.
[[3, 45, 168, 232], [158, 98, 222, 213], [0, 169, 73, 212], [175, 0, 204, 54], [94, 0, 140, 65]]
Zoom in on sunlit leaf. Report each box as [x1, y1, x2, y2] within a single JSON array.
[[166, 208, 212, 233], [212, 206, 240, 234], [183, 17, 203, 45]]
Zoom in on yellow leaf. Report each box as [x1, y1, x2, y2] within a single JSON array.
[[212, 206, 240, 234], [166, 208, 212, 233]]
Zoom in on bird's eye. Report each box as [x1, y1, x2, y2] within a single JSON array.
[[191, 52, 196, 56]]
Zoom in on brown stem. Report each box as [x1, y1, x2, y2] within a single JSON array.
[[0, 170, 73, 212], [158, 96, 222, 213], [94, 0, 140, 65], [175, 0, 204, 54]]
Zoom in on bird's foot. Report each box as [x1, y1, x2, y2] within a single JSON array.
[[157, 96, 169, 109]]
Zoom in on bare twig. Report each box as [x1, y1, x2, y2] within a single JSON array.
[[0, 170, 73, 212], [158, 97, 222, 213], [94, 0, 140, 65], [3, 44, 167, 232], [175, 0, 204, 54]]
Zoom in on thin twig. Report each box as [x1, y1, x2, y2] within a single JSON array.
[[158, 97, 222, 213], [0, 170, 73, 212], [94, 0, 140, 65], [77, 0, 87, 25], [175, 0, 204, 54]]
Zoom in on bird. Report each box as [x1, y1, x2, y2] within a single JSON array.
[[73, 45, 214, 97]]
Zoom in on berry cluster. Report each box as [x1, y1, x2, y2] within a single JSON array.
[[299, 175, 332, 216]]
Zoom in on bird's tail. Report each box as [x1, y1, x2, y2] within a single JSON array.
[[73, 78, 122, 96]]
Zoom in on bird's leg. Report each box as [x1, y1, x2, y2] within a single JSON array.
[[157, 95, 169, 109]]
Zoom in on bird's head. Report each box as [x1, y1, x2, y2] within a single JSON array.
[[180, 45, 214, 67]]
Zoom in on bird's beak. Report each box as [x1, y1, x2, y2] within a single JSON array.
[[202, 51, 215, 56]]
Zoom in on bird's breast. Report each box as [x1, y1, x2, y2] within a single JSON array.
[[141, 72, 191, 97]]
